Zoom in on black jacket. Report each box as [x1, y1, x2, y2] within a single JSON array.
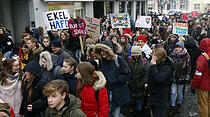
[[147, 58, 172, 107]]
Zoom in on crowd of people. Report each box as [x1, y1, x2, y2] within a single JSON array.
[[0, 13, 210, 117]]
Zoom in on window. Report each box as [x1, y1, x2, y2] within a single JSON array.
[[194, 4, 200, 10]]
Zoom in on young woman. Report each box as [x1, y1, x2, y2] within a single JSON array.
[[39, 51, 61, 81], [76, 62, 109, 117], [169, 41, 191, 116], [0, 58, 22, 116], [119, 34, 131, 61], [20, 61, 48, 117], [60, 58, 78, 96], [41, 36, 52, 53], [59, 31, 70, 50], [20, 43, 29, 69], [147, 48, 173, 117]]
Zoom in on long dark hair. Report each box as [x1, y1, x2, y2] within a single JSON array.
[[0, 58, 16, 85]]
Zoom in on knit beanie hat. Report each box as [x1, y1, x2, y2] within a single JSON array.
[[51, 40, 62, 48], [120, 35, 127, 39], [175, 41, 185, 49], [85, 38, 93, 44], [131, 46, 142, 56], [109, 33, 117, 40], [137, 35, 147, 43]]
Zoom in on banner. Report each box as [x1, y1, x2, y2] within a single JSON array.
[[84, 16, 101, 38], [110, 13, 130, 28], [43, 9, 70, 30], [191, 11, 198, 18], [135, 16, 152, 28], [182, 13, 188, 21], [173, 23, 188, 35]]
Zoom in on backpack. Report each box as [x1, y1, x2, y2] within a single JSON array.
[[203, 53, 210, 68]]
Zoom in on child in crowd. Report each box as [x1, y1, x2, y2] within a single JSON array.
[[60, 58, 78, 96], [76, 62, 109, 117], [43, 79, 87, 117]]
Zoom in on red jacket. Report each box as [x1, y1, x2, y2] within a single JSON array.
[[80, 71, 109, 117], [191, 38, 210, 90]]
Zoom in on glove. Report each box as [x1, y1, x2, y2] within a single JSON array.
[[191, 89, 196, 95]]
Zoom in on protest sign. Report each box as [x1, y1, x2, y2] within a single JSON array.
[[68, 18, 87, 37], [191, 11, 198, 18], [182, 13, 188, 21], [43, 9, 70, 30], [135, 16, 152, 28], [84, 16, 101, 38], [173, 23, 188, 35], [110, 13, 130, 28]]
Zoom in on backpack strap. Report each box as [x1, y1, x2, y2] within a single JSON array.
[[203, 53, 210, 60], [114, 54, 120, 68]]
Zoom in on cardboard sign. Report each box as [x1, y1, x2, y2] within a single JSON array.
[[43, 9, 70, 30], [84, 16, 101, 38], [68, 19, 87, 37], [110, 13, 130, 28], [173, 23, 188, 35], [191, 11, 198, 18], [182, 13, 188, 21], [135, 16, 152, 28]]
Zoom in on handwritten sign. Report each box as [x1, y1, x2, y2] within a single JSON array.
[[68, 19, 87, 37], [110, 13, 130, 28], [173, 23, 188, 35], [191, 11, 198, 18], [84, 16, 100, 38], [135, 16, 152, 28], [182, 13, 188, 21], [43, 9, 70, 30]]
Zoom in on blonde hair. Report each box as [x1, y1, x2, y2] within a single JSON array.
[[154, 48, 167, 64]]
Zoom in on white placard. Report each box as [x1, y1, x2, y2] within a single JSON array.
[[135, 16, 152, 28]]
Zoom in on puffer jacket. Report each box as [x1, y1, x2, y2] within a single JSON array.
[[172, 48, 191, 84], [39, 51, 61, 81], [191, 38, 210, 90], [45, 94, 87, 117], [80, 71, 109, 117]]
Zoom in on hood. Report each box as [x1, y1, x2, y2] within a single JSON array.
[[68, 94, 82, 110], [32, 44, 44, 54], [39, 51, 58, 71], [101, 40, 114, 50], [86, 45, 95, 56], [93, 71, 106, 91], [24, 61, 42, 77], [94, 43, 115, 60], [200, 38, 210, 52], [175, 41, 185, 49], [167, 34, 178, 41]]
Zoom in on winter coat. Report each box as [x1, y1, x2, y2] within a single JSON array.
[[147, 57, 173, 107], [0, 73, 22, 116], [164, 34, 179, 57], [80, 71, 109, 117], [0, 35, 13, 54], [191, 38, 210, 91], [47, 31, 59, 41], [45, 94, 87, 117], [54, 47, 72, 66], [94, 43, 131, 109], [120, 42, 131, 61], [172, 48, 191, 84], [60, 72, 78, 96], [41, 43, 53, 53], [129, 57, 148, 99], [39, 51, 61, 81], [28, 45, 44, 63], [20, 61, 48, 117]]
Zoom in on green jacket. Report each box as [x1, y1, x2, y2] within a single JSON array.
[[128, 58, 148, 99], [45, 94, 87, 117]]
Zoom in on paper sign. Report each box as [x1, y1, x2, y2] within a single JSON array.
[[173, 23, 188, 35], [43, 9, 70, 30], [110, 13, 130, 28], [84, 16, 101, 38], [182, 13, 188, 21], [68, 19, 87, 37], [191, 11, 198, 18], [135, 16, 152, 28]]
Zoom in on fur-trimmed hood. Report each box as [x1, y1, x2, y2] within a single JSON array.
[[93, 71, 106, 91], [39, 51, 58, 71], [86, 45, 95, 56], [93, 44, 115, 60]]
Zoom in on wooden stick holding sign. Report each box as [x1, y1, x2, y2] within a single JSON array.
[[79, 36, 85, 55]]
